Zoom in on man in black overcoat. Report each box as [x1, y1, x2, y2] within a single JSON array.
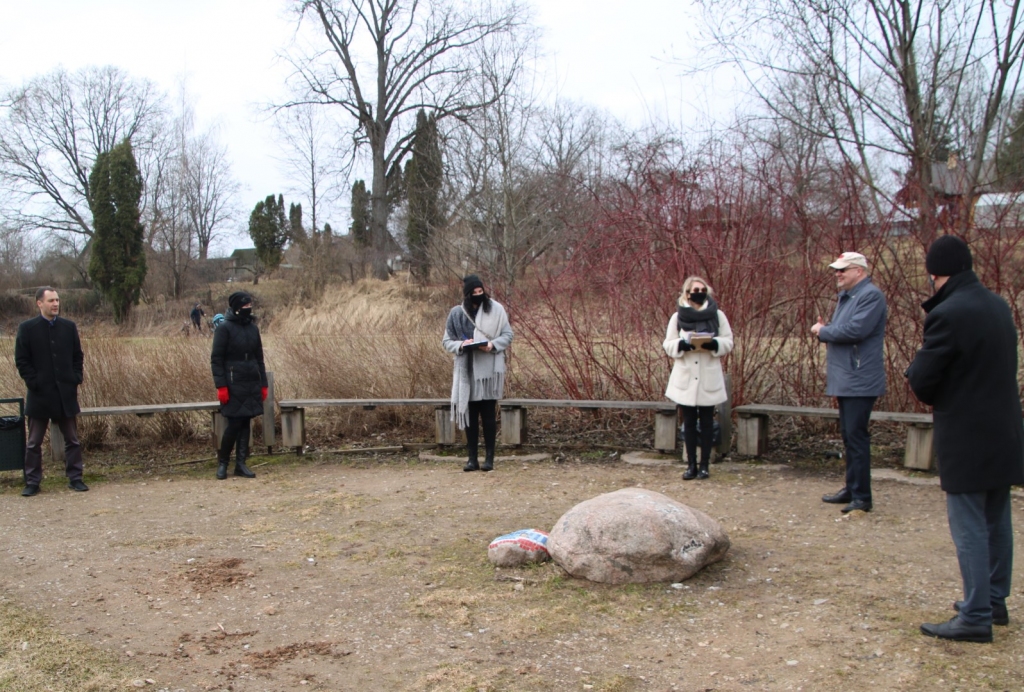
[[14, 287, 87, 496], [906, 236, 1024, 643]]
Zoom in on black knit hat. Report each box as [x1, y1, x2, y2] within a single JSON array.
[[462, 274, 484, 298], [925, 235, 972, 277], [228, 291, 253, 313]]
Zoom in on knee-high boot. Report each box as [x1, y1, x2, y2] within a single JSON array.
[[234, 431, 256, 478]]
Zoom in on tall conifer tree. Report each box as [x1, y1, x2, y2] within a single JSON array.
[[405, 110, 443, 280], [350, 180, 370, 247], [248, 194, 289, 272], [88, 138, 147, 323]]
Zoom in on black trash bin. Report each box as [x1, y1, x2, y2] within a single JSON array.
[[0, 398, 26, 472]]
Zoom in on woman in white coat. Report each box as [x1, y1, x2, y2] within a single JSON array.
[[663, 276, 734, 480]]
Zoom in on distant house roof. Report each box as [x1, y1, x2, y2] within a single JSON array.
[[896, 157, 999, 209], [929, 158, 998, 197]]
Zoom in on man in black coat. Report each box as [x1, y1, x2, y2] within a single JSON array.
[[906, 236, 1024, 643], [14, 287, 87, 496]]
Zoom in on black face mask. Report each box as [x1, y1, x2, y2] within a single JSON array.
[[470, 294, 484, 306], [239, 307, 253, 318], [689, 292, 707, 306]]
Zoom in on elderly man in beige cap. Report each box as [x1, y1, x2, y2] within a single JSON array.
[[811, 252, 888, 513]]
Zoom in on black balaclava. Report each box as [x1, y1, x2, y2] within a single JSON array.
[[462, 274, 491, 315], [228, 291, 253, 317]]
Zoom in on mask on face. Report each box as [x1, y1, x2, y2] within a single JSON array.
[[470, 294, 484, 306], [689, 292, 707, 306], [239, 307, 253, 318]]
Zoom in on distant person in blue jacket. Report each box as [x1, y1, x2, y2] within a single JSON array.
[[811, 252, 887, 514]]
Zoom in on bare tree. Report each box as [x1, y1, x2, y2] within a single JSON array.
[[183, 129, 238, 260], [0, 223, 30, 290], [444, 91, 611, 291], [274, 101, 343, 236], [146, 88, 238, 297], [0, 66, 165, 256], [697, 0, 1024, 238], [287, 0, 528, 279]]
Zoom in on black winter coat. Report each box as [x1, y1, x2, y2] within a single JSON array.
[[14, 315, 84, 420], [211, 312, 268, 419], [906, 271, 1024, 493]]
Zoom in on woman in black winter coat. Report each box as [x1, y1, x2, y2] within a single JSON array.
[[211, 291, 268, 479]]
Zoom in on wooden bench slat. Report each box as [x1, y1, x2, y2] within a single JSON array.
[[734, 404, 931, 424], [502, 399, 676, 411], [278, 398, 678, 411], [279, 398, 450, 409], [79, 402, 220, 416]]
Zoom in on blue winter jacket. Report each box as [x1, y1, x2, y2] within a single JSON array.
[[817, 277, 887, 397]]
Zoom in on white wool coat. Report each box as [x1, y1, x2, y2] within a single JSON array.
[[662, 307, 734, 407]]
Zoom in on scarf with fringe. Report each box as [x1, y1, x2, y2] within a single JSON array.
[[451, 302, 509, 429]]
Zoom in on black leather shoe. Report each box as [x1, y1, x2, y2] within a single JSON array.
[[463, 460, 479, 472], [21, 484, 39, 497], [822, 488, 852, 504], [216, 462, 228, 480], [841, 499, 872, 513], [920, 616, 992, 643], [233, 461, 255, 478], [481, 460, 493, 472], [68, 479, 89, 492], [682, 463, 698, 480], [955, 600, 1009, 626], [696, 466, 709, 480]]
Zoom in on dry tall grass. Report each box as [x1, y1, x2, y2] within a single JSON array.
[[0, 280, 465, 449]]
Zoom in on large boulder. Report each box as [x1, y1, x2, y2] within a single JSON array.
[[547, 487, 730, 584]]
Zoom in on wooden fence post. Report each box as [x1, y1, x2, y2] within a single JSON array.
[[50, 422, 65, 463], [262, 371, 275, 452], [653, 408, 677, 452], [212, 412, 255, 451], [280, 407, 305, 453], [500, 405, 527, 446], [435, 405, 458, 445], [717, 374, 733, 454]]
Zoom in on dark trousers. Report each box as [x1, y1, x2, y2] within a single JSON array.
[[947, 488, 1014, 626], [24, 416, 83, 485], [679, 404, 715, 465], [219, 416, 252, 460], [466, 399, 497, 461], [838, 396, 876, 502]]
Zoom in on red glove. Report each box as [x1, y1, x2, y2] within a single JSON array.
[[261, 386, 268, 402], [217, 387, 229, 405]]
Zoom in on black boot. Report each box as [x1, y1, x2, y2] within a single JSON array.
[[481, 449, 494, 472], [216, 456, 228, 480], [683, 459, 698, 480], [697, 460, 710, 480], [464, 433, 479, 471], [234, 434, 255, 478]]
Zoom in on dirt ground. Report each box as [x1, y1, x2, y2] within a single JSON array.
[[1, 447, 1023, 692]]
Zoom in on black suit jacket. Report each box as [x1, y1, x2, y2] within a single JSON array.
[[14, 315, 84, 420]]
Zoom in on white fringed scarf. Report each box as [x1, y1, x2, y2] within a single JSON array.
[[451, 302, 510, 429]]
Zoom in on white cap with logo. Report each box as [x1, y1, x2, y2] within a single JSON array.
[[828, 252, 869, 270]]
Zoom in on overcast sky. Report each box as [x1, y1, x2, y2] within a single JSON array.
[[0, 0, 733, 253]]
